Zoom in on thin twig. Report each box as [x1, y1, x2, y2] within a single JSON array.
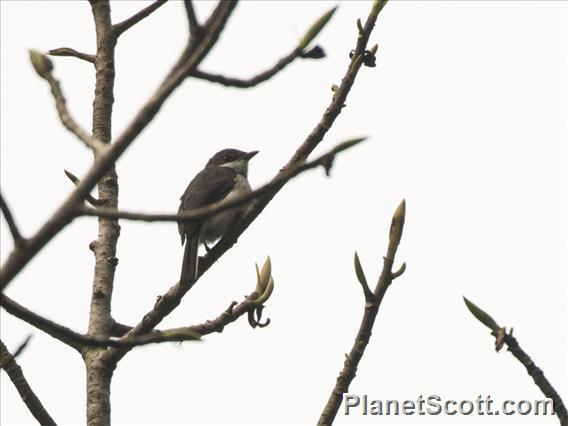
[[64, 170, 105, 207], [0, 2, 238, 290], [77, 137, 365, 223], [112, 0, 168, 37], [0, 339, 57, 426], [0, 192, 25, 246], [11, 335, 33, 359], [287, 2, 385, 166], [45, 72, 105, 152], [0, 294, 200, 350], [463, 298, 568, 425], [503, 333, 568, 425], [166, 0, 237, 80], [184, 0, 201, 36], [112, 293, 260, 338], [318, 198, 405, 425], [29, 51, 105, 152], [48, 47, 95, 64], [191, 47, 302, 88], [1, 294, 90, 352], [189, 8, 331, 89]]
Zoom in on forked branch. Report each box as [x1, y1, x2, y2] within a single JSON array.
[[318, 198, 406, 425], [0, 294, 200, 350], [28, 50, 105, 153], [112, 0, 168, 37], [184, 0, 201, 37]]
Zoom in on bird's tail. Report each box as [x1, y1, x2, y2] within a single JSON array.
[[180, 235, 199, 286]]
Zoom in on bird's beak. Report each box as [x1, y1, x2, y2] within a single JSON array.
[[243, 150, 259, 161]]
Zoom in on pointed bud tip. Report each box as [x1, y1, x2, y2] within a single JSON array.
[[353, 251, 368, 287], [29, 49, 53, 78], [256, 256, 272, 294], [463, 296, 501, 332], [299, 6, 339, 49], [393, 199, 406, 220], [337, 137, 367, 153]]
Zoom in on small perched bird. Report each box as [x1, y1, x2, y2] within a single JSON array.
[[178, 148, 258, 284]]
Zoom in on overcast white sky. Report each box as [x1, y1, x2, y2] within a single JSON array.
[[1, 1, 566, 425]]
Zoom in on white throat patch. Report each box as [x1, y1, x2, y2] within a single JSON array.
[[221, 158, 249, 176]]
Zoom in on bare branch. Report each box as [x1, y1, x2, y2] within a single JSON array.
[[464, 298, 568, 424], [167, 0, 237, 78], [45, 70, 105, 152], [0, 340, 57, 426], [0, 2, 238, 290], [0, 192, 25, 246], [189, 7, 336, 88], [288, 3, 386, 166], [189, 293, 264, 336], [48, 47, 95, 64], [184, 0, 201, 36], [0, 294, 200, 350], [76, 137, 366, 223], [115, 328, 201, 346], [28, 50, 105, 152], [1, 294, 86, 352], [108, 258, 274, 357], [191, 47, 303, 88], [112, 0, 168, 37], [112, 293, 263, 339], [503, 332, 568, 424], [85, 3, 119, 423], [318, 197, 405, 425], [64, 170, 105, 207]]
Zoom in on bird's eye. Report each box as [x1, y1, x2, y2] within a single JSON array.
[[223, 156, 228, 161]]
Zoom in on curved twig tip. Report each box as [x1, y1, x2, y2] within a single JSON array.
[[391, 262, 406, 279]]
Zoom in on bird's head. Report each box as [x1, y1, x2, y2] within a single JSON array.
[[206, 148, 259, 176]]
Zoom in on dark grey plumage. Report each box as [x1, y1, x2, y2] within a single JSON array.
[[178, 149, 258, 284]]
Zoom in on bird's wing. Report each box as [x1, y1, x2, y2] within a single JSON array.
[[178, 166, 236, 243]]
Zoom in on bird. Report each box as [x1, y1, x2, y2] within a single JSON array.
[[178, 148, 258, 284]]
